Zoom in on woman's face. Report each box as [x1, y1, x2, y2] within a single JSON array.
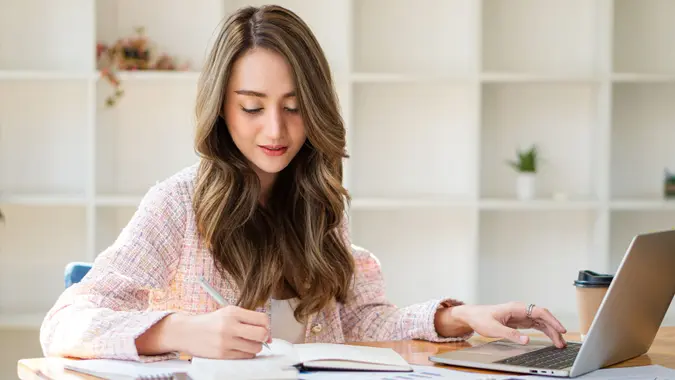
[[224, 47, 306, 185]]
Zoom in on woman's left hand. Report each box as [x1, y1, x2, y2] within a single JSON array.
[[436, 302, 568, 348]]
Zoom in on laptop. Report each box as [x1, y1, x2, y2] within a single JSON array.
[[429, 229, 675, 378]]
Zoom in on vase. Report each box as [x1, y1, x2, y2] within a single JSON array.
[[516, 172, 536, 200]]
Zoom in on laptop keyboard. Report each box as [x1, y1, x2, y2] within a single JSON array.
[[495, 342, 582, 370]]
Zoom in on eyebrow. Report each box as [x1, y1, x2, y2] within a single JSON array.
[[234, 89, 296, 98]]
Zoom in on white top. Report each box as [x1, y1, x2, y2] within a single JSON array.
[[270, 298, 306, 344]]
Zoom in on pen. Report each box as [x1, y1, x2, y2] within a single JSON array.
[[198, 276, 271, 351]]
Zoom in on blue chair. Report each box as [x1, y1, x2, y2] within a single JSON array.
[[64, 262, 93, 288]]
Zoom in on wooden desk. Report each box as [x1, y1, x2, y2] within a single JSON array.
[[18, 327, 675, 379]]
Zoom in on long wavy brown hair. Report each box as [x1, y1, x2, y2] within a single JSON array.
[[192, 5, 353, 322]]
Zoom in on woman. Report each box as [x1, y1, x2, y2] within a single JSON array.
[[40, 4, 567, 362]]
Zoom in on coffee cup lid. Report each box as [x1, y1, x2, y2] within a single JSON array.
[[574, 270, 613, 287]]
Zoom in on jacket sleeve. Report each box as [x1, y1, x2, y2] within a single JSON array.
[[339, 244, 474, 343], [39, 182, 186, 362]]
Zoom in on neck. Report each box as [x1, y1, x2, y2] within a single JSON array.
[[255, 168, 277, 205]]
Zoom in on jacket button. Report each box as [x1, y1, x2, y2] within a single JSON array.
[[311, 324, 322, 334]]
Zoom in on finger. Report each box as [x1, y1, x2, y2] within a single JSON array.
[[487, 320, 529, 345], [234, 308, 270, 328], [231, 336, 264, 355], [532, 307, 567, 334], [533, 321, 566, 348], [235, 323, 269, 343]]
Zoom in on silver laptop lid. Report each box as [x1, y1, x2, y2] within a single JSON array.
[[570, 229, 675, 377]]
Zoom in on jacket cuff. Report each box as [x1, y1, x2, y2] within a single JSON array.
[[420, 298, 474, 343], [111, 311, 179, 362]]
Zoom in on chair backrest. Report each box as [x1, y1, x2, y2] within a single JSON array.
[[64, 262, 93, 288]]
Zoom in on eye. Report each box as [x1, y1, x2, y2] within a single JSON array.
[[285, 106, 299, 113], [241, 106, 263, 114]]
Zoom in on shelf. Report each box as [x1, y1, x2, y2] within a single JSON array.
[[0, 313, 45, 330], [0, 71, 95, 81], [0, 0, 94, 71], [480, 83, 599, 200], [353, 0, 478, 75], [611, 199, 675, 210], [101, 70, 201, 82], [0, 80, 90, 195], [611, 83, 675, 199], [350, 73, 474, 84], [350, 82, 478, 199], [353, 72, 609, 84], [0, 70, 204, 82], [612, 73, 675, 83], [348, 198, 602, 211], [613, 0, 675, 75], [482, 0, 600, 76], [95, 195, 143, 207], [481, 73, 600, 83], [0, 194, 87, 206], [350, 208, 478, 304], [480, 198, 600, 210], [350, 197, 474, 210]]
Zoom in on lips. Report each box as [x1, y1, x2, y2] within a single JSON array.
[[260, 145, 288, 156]]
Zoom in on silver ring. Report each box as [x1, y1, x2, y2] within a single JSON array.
[[526, 303, 535, 319]]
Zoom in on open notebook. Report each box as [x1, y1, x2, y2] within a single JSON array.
[[188, 339, 412, 379]]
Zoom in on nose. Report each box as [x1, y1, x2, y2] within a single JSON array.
[[263, 107, 285, 141]]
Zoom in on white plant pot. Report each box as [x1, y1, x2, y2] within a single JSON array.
[[516, 173, 536, 200]]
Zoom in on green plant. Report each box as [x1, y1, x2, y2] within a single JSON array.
[[664, 168, 675, 198], [507, 145, 538, 173]]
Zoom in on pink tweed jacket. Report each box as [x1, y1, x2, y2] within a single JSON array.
[[39, 164, 472, 362]]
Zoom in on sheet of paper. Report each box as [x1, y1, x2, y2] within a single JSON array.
[[298, 364, 517, 379], [56, 357, 191, 379], [188, 364, 298, 380], [298, 364, 675, 380], [295, 343, 410, 368], [189, 339, 300, 380], [562, 364, 675, 380]]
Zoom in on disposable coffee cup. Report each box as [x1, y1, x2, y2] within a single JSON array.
[[574, 270, 613, 341]]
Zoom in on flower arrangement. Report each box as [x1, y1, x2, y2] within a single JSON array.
[[96, 26, 191, 107]]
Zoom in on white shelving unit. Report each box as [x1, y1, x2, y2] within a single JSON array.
[[2, 0, 675, 337]]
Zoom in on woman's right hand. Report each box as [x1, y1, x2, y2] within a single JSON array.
[[137, 305, 272, 359]]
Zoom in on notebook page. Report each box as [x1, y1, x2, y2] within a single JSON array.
[[294, 343, 410, 368], [299, 364, 495, 379], [189, 339, 300, 379], [59, 358, 191, 379]]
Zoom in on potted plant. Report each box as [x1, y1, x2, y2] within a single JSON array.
[[507, 145, 538, 200], [664, 168, 675, 199]]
